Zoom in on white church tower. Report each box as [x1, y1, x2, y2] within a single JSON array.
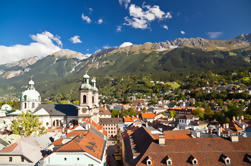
[[78, 73, 99, 119], [20, 79, 41, 112]]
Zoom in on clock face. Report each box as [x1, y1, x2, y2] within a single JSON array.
[[82, 108, 87, 113]]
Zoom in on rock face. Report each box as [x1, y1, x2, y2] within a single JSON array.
[[5, 56, 39, 68], [51, 49, 91, 60]]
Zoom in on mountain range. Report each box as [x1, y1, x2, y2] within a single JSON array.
[[0, 33, 250, 99]]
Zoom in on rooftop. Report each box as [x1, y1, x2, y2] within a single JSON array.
[[122, 127, 251, 166]]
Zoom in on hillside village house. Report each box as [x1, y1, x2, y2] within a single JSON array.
[[99, 118, 123, 138]]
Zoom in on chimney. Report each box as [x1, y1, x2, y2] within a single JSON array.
[[231, 135, 239, 142], [218, 127, 222, 136], [195, 131, 200, 138], [233, 116, 236, 121], [159, 134, 165, 145]]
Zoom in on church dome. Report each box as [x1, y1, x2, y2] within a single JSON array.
[[20, 80, 41, 102], [21, 89, 41, 102], [83, 74, 90, 79], [1, 104, 12, 111], [80, 83, 92, 90], [29, 80, 35, 85]]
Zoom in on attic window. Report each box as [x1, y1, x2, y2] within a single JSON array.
[[64, 157, 67, 161], [166, 159, 172, 165], [220, 154, 231, 165], [225, 158, 231, 165], [192, 158, 198, 165], [147, 158, 152, 166]]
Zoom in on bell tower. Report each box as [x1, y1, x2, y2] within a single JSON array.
[[78, 73, 99, 119], [79, 73, 93, 108]]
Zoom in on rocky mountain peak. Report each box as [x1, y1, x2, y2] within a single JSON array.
[[51, 49, 91, 60], [4, 56, 39, 68]]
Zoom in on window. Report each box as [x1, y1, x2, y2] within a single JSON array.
[[64, 157, 67, 161], [32, 103, 35, 108], [9, 157, 12, 162], [92, 96, 94, 103], [24, 95, 27, 101], [24, 103, 27, 109], [77, 157, 80, 161], [46, 122, 49, 126], [88, 164, 94, 166], [83, 95, 87, 104]]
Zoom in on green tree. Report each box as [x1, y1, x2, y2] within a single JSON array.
[[192, 108, 204, 120], [204, 106, 214, 121], [11, 112, 45, 136], [169, 110, 176, 118], [111, 109, 119, 118]]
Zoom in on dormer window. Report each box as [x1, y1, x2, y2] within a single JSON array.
[[166, 157, 172, 166], [220, 154, 231, 165], [192, 158, 198, 165], [225, 158, 231, 165], [245, 154, 251, 163], [146, 158, 152, 166], [188, 155, 198, 165]]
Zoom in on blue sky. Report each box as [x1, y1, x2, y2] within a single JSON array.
[[0, 0, 251, 64]]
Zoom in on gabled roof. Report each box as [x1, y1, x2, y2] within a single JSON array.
[[54, 130, 106, 160], [141, 113, 156, 119], [124, 116, 139, 122], [99, 118, 123, 124], [99, 108, 111, 115], [0, 136, 43, 163], [34, 104, 78, 116]]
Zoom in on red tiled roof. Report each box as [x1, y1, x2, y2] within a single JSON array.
[[124, 116, 139, 122], [0, 143, 17, 152], [56, 130, 105, 160], [141, 113, 156, 119]]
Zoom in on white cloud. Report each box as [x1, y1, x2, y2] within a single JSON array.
[[119, 0, 131, 8], [81, 13, 91, 23], [163, 25, 168, 30], [97, 19, 103, 24], [0, 31, 62, 64], [120, 42, 133, 48], [124, 4, 172, 29], [116, 26, 122, 32], [180, 30, 185, 35], [70, 35, 82, 44], [207, 32, 223, 39], [103, 46, 110, 49]]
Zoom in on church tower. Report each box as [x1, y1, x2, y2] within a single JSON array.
[[78, 73, 99, 118], [20, 79, 41, 112]]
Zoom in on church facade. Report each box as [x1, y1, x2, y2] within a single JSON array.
[[0, 73, 101, 129]]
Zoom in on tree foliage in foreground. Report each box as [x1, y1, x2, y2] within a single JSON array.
[[11, 112, 45, 136]]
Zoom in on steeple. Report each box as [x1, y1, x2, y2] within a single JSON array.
[[28, 76, 35, 90]]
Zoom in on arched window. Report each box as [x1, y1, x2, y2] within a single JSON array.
[[24, 95, 27, 101], [32, 103, 35, 108], [24, 103, 27, 109], [92, 96, 94, 103], [83, 95, 87, 104]]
